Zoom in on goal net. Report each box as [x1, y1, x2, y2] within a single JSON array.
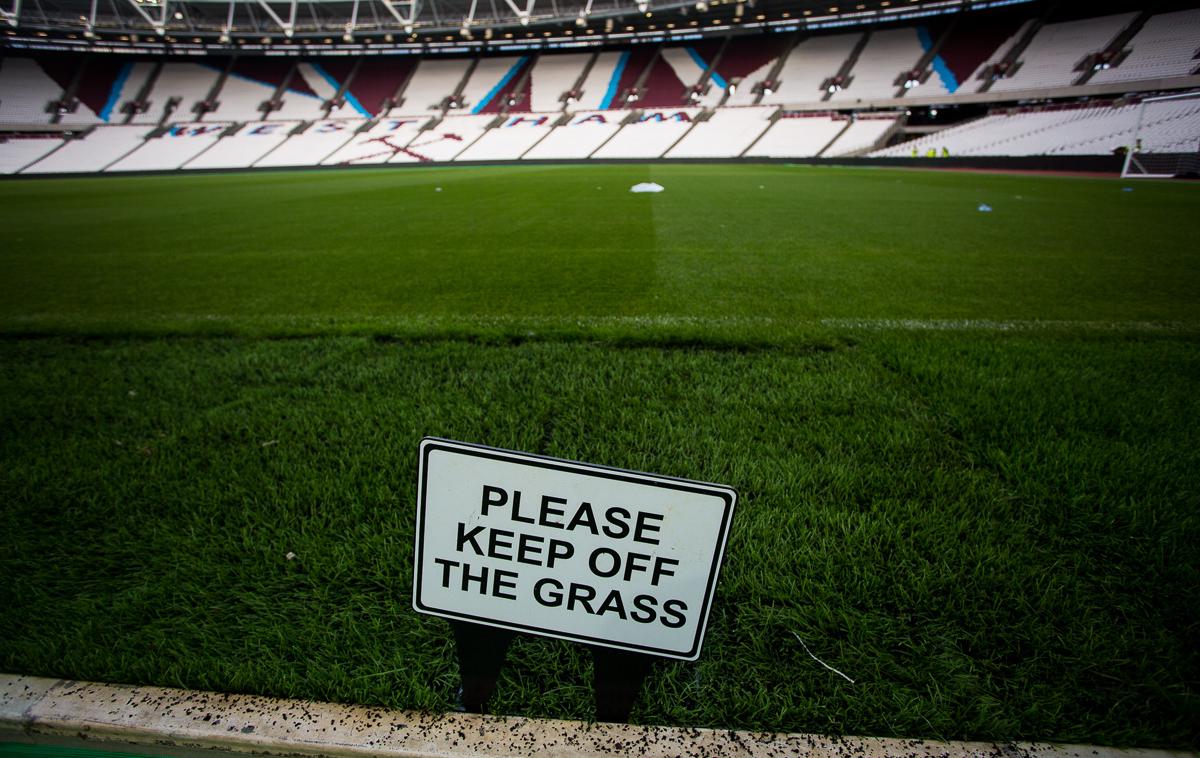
[[1120, 90, 1200, 179]]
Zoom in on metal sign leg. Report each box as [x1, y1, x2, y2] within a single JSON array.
[[449, 620, 517, 713], [588, 645, 656, 722], [449, 621, 657, 721]]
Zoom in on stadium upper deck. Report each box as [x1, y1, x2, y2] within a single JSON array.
[[1, 0, 1197, 172]]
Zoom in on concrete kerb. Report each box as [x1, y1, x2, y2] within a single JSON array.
[[0, 674, 1193, 758]]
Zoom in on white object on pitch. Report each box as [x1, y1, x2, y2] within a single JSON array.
[[630, 182, 665, 193], [413, 438, 736, 660]]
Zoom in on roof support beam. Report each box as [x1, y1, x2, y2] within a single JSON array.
[[219, 0, 233, 38], [379, 0, 419, 29], [502, 0, 534, 24], [254, 0, 296, 36], [123, 0, 168, 34], [0, 0, 20, 27]]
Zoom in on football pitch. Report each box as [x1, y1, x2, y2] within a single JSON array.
[[0, 164, 1197, 749]]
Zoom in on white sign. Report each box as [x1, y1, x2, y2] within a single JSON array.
[[413, 438, 737, 661]]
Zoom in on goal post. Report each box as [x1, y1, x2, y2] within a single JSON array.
[[1120, 90, 1200, 179]]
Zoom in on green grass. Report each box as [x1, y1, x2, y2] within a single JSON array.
[[0, 165, 1197, 749], [2, 165, 1198, 338]]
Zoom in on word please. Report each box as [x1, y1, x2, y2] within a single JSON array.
[[480, 485, 664, 544]]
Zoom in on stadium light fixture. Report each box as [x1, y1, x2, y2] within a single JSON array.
[[404, 23, 413, 33], [695, 1, 707, 10]]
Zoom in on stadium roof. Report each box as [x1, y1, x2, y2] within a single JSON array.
[[1, 0, 1037, 53]]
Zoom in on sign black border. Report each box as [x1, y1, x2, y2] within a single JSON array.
[[412, 437, 737, 660]]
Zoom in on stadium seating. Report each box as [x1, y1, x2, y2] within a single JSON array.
[[461, 56, 530, 114], [990, 13, 1137, 92], [743, 112, 847, 157], [928, 9, 1030, 95], [822, 114, 899, 156], [521, 110, 623, 159], [137, 63, 223, 124], [22, 125, 153, 173], [106, 121, 232, 171], [665, 106, 775, 158], [321, 117, 430, 164], [963, 19, 1034, 94], [0, 58, 62, 126], [0, 133, 64, 173], [205, 59, 329, 122], [829, 28, 925, 103], [720, 36, 794, 107], [396, 58, 475, 114], [253, 119, 362, 167], [3, 3, 1199, 172], [572, 52, 623, 110], [660, 42, 719, 106], [527, 53, 591, 112], [762, 33, 862, 105], [344, 58, 418, 117], [1090, 9, 1200, 85], [393, 114, 493, 161], [603, 47, 658, 109], [51, 58, 136, 125], [638, 48, 693, 108], [455, 113, 553, 160], [183, 121, 300, 169], [592, 108, 700, 158], [873, 98, 1200, 157]]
